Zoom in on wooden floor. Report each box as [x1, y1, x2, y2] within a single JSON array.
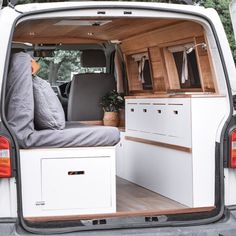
[[117, 177, 186, 212]]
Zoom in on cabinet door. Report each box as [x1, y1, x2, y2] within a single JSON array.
[[126, 101, 139, 131], [166, 99, 191, 147], [41, 157, 112, 211], [152, 101, 168, 136], [138, 102, 153, 132]]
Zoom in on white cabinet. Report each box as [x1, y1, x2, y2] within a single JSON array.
[[124, 96, 227, 207], [20, 147, 116, 217], [126, 98, 191, 148]]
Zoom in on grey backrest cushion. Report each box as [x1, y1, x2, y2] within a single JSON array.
[[5, 52, 35, 148], [33, 76, 65, 130], [68, 73, 116, 121]]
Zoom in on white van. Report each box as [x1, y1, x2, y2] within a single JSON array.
[[0, 0, 236, 235]]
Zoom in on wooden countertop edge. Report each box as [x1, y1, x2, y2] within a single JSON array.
[[125, 136, 192, 153], [125, 94, 226, 99]]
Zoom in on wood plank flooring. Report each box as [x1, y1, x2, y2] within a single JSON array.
[[117, 177, 186, 212]]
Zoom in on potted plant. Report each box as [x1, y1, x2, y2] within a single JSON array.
[[101, 90, 125, 127]]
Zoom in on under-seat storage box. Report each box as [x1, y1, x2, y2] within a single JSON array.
[[20, 147, 116, 218]]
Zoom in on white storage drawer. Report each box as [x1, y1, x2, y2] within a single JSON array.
[[166, 99, 191, 147], [20, 147, 116, 217], [126, 102, 139, 131], [42, 157, 112, 211], [126, 98, 191, 148], [152, 102, 168, 136]]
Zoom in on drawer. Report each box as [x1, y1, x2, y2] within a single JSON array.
[[152, 102, 168, 136], [138, 102, 153, 132], [166, 100, 191, 146], [126, 102, 139, 131], [41, 157, 112, 211]]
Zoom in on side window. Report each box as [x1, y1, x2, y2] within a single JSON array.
[[172, 49, 201, 89]]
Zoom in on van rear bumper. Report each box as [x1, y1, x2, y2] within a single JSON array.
[[1, 207, 236, 236]]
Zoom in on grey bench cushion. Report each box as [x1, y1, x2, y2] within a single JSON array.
[[5, 52, 120, 149], [24, 122, 120, 148]]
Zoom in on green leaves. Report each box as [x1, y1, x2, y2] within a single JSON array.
[[101, 90, 125, 112]]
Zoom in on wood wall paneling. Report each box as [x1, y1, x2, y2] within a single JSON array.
[[121, 22, 204, 53], [195, 36, 217, 93], [125, 55, 143, 92], [163, 48, 181, 90], [149, 46, 169, 92]]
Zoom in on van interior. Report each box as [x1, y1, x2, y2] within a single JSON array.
[[6, 15, 227, 225]]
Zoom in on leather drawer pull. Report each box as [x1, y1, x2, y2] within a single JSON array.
[[143, 109, 147, 113], [68, 171, 85, 175], [173, 110, 178, 115], [131, 108, 134, 112]]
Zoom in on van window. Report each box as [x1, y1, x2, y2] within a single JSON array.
[[37, 50, 106, 86], [173, 49, 201, 89]]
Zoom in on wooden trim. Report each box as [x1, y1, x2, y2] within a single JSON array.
[[125, 136, 192, 153], [25, 206, 215, 222], [125, 94, 225, 99], [13, 37, 104, 45], [79, 120, 103, 125], [167, 88, 203, 93]]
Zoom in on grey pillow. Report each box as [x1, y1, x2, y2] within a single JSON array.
[[33, 76, 65, 130]]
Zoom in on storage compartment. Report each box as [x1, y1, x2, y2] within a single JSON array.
[[20, 147, 116, 217], [126, 98, 191, 148], [41, 157, 112, 211]]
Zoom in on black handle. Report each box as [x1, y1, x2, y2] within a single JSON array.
[[173, 110, 178, 115], [68, 171, 85, 175]]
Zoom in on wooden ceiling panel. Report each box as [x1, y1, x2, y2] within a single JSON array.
[[13, 18, 182, 44]]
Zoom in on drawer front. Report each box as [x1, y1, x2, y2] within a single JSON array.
[[152, 102, 168, 136], [41, 157, 112, 211], [167, 99, 191, 146], [138, 103, 153, 132], [126, 102, 139, 131]]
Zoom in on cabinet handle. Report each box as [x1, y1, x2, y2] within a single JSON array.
[[173, 110, 178, 115], [68, 171, 85, 175], [131, 108, 134, 112], [157, 110, 162, 114], [143, 109, 147, 113]]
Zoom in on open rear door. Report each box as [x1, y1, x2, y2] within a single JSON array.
[[230, 0, 236, 39]]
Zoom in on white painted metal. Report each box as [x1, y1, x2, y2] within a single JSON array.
[[224, 168, 236, 205], [0, 7, 20, 218], [0, 0, 235, 219], [124, 97, 226, 207], [0, 178, 17, 217], [20, 147, 116, 217]]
